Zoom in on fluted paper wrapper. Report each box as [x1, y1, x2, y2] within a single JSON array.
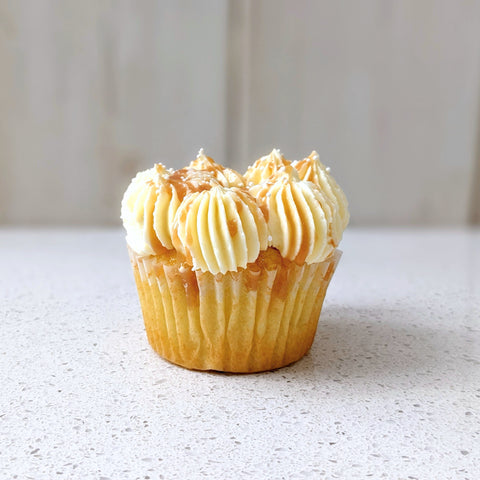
[[128, 247, 341, 373]]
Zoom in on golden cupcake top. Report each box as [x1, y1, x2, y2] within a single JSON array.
[[121, 148, 349, 273]]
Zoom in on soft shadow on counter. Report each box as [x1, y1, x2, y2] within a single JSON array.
[[273, 304, 475, 384]]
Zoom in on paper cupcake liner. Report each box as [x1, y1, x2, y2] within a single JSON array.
[[129, 247, 341, 373]]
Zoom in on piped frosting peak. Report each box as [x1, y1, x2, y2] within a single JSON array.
[[121, 149, 349, 273]]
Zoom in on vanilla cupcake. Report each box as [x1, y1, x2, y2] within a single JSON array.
[[121, 149, 349, 372]]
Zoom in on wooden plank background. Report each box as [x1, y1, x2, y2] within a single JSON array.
[[1, 0, 480, 226]]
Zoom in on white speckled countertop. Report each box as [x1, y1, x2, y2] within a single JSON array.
[[0, 228, 479, 479]]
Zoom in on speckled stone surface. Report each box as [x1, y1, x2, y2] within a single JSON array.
[[0, 228, 479, 480]]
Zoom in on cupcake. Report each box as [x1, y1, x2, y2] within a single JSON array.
[[121, 149, 349, 372]]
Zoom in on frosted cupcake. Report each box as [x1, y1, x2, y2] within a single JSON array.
[[121, 149, 349, 372]]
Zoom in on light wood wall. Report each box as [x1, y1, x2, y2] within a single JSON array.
[[1, 0, 480, 226]]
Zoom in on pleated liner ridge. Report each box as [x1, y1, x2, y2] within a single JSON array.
[[129, 247, 341, 373]]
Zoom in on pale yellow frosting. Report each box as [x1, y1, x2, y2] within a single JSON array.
[[249, 168, 335, 264], [172, 185, 268, 274], [292, 151, 349, 243], [121, 166, 164, 256], [121, 148, 349, 273], [190, 148, 245, 188], [244, 148, 295, 184]]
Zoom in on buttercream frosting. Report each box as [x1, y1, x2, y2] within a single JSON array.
[[121, 148, 349, 273]]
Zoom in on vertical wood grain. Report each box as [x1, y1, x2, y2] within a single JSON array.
[[234, 0, 480, 225], [2, 0, 480, 226], [0, 0, 228, 225], [225, 0, 252, 169], [470, 90, 480, 225]]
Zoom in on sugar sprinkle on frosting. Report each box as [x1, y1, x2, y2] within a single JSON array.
[[121, 149, 349, 273]]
